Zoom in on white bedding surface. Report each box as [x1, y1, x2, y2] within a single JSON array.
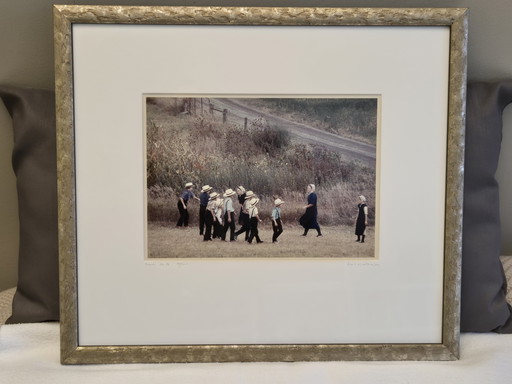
[[1, 323, 511, 384]]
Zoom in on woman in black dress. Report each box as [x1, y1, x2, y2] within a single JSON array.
[[236, 186, 246, 223], [355, 195, 369, 243], [299, 184, 322, 237]]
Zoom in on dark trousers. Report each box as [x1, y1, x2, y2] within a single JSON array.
[[199, 205, 207, 235], [176, 200, 189, 227], [222, 212, 236, 241], [272, 218, 283, 242], [248, 217, 262, 244], [235, 213, 250, 240], [213, 217, 222, 239], [203, 213, 213, 241]]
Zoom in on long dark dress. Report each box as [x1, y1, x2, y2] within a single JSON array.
[[299, 192, 320, 230], [355, 203, 368, 236], [237, 193, 246, 224]]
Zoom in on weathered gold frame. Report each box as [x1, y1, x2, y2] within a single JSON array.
[[54, 5, 467, 364]]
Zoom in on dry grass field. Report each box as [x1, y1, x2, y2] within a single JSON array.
[[147, 223, 375, 259]]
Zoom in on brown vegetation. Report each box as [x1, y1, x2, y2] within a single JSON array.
[[146, 97, 376, 229], [241, 98, 378, 145]]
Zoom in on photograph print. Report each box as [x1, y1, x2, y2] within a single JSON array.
[[145, 96, 379, 259]]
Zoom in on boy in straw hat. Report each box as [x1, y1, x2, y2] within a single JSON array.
[[271, 198, 285, 243], [221, 188, 237, 241], [176, 182, 199, 228], [203, 191, 219, 241], [234, 190, 254, 241], [247, 197, 263, 244], [198, 185, 212, 236]]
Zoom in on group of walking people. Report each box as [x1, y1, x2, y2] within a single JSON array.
[[175, 182, 369, 244], [176, 183, 285, 244]]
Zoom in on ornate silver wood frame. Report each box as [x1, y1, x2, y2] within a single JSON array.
[[55, 6, 467, 364]]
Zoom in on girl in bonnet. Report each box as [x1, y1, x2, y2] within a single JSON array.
[[355, 195, 369, 243]]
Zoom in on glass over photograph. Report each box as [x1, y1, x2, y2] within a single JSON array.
[[145, 96, 379, 259]]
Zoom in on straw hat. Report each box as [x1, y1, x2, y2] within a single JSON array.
[[185, 182, 194, 188], [250, 197, 260, 206], [209, 192, 219, 200], [201, 185, 213, 192], [274, 198, 284, 206], [245, 190, 255, 199], [224, 188, 236, 197]]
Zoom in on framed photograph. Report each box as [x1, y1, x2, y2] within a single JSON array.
[[145, 94, 379, 259], [54, 6, 467, 364]]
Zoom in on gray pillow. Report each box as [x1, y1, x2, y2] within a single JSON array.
[[0, 85, 59, 323], [461, 80, 512, 333]]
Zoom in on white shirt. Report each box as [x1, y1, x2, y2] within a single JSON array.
[[224, 197, 234, 213], [249, 206, 259, 218]]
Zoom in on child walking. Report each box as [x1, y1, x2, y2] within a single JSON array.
[[247, 198, 263, 244], [222, 188, 236, 241], [234, 190, 254, 241], [198, 184, 212, 235], [203, 192, 219, 241], [355, 195, 369, 243], [271, 198, 284, 243]]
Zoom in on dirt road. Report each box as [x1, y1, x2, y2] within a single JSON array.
[[209, 98, 376, 167]]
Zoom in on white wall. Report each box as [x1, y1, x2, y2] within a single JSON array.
[[1, 0, 512, 290]]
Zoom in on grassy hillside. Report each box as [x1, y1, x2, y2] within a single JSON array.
[[146, 97, 376, 227], [242, 98, 378, 145]]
